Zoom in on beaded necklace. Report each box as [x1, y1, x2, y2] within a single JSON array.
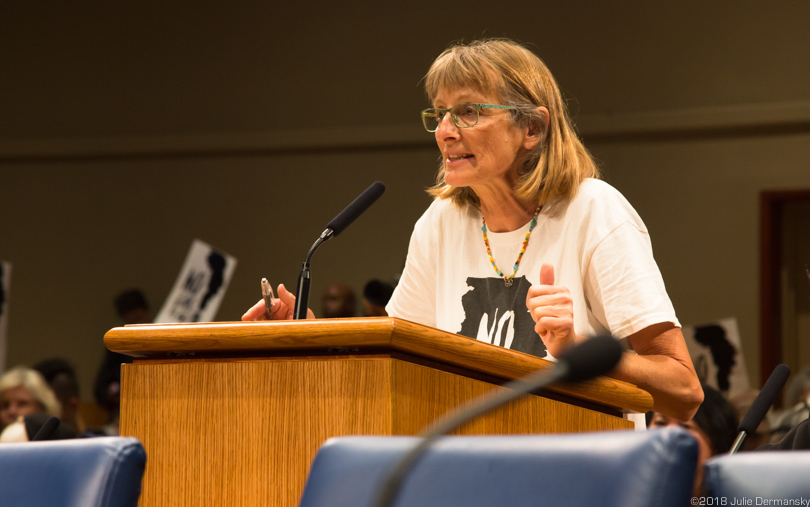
[[482, 205, 541, 287]]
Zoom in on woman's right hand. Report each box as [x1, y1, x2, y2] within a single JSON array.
[[241, 283, 315, 321]]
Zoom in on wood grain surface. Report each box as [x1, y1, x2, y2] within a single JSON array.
[[121, 356, 631, 507], [106, 318, 653, 414]]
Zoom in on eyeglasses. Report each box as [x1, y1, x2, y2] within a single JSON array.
[[421, 103, 517, 132]]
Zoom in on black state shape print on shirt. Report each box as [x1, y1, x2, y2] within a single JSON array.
[[458, 276, 547, 358]]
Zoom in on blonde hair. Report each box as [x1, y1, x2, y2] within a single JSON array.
[[425, 38, 599, 208], [0, 367, 62, 418]]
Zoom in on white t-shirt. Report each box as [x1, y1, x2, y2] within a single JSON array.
[[386, 178, 679, 359]]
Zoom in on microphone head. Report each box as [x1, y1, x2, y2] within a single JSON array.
[[557, 335, 623, 383], [326, 181, 386, 236], [30, 416, 62, 442], [738, 363, 791, 434]]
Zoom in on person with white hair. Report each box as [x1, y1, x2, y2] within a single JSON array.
[[0, 366, 61, 433]]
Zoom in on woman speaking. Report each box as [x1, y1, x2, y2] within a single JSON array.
[[244, 38, 703, 422]]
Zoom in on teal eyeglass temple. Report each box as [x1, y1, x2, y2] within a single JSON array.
[[421, 103, 517, 132]]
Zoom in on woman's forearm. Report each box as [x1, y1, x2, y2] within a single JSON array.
[[611, 324, 704, 421]]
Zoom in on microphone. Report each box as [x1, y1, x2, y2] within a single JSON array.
[[31, 416, 61, 441], [729, 363, 791, 454], [371, 335, 623, 507], [294, 182, 386, 319], [326, 181, 386, 237]]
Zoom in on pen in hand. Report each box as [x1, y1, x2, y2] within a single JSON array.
[[261, 278, 275, 319]]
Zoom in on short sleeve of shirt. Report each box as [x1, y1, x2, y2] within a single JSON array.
[[385, 202, 440, 327], [580, 189, 679, 339]]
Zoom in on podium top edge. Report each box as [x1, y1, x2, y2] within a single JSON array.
[[104, 317, 653, 414]]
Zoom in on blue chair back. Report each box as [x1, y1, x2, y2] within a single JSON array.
[[299, 427, 697, 507], [704, 451, 810, 500], [0, 436, 146, 507]]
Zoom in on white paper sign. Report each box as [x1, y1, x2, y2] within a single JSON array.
[[0, 261, 10, 374], [683, 317, 751, 397], [154, 240, 237, 323]]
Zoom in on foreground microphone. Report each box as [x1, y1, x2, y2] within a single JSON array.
[[31, 416, 61, 441], [729, 363, 791, 454], [294, 182, 385, 319], [371, 335, 623, 507]]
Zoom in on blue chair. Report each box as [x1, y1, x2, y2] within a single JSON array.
[[0, 436, 146, 507], [704, 451, 810, 500], [299, 427, 698, 507]]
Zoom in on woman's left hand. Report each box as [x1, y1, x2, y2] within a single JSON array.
[[525, 263, 579, 357], [241, 283, 315, 321]]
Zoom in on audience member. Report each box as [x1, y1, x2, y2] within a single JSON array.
[[0, 367, 61, 433], [362, 279, 395, 317], [320, 284, 356, 318], [757, 417, 810, 451], [647, 384, 738, 497], [783, 365, 810, 409], [769, 365, 810, 442], [93, 288, 150, 435], [33, 358, 85, 434]]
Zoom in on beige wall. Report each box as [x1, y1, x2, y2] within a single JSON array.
[[2, 2, 810, 396]]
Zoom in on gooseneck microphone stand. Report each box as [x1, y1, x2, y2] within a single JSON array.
[[293, 229, 334, 320]]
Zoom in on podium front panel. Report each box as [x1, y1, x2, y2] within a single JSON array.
[[121, 355, 631, 507]]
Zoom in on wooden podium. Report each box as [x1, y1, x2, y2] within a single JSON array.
[[105, 317, 652, 507]]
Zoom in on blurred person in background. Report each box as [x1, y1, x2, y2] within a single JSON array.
[[362, 279, 395, 317], [320, 284, 356, 319], [0, 367, 61, 433], [759, 270, 810, 449], [33, 358, 85, 434], [769, 365, 810, 442], [93, 288, 150, 435]]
